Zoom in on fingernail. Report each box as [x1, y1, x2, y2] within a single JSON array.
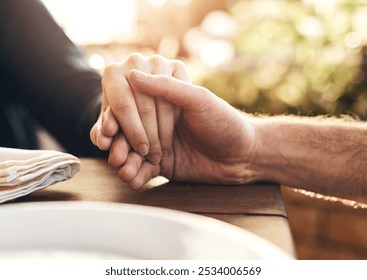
[[138, 144, 149, 156]]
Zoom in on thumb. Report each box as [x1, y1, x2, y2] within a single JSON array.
[[129, 69, 209, 110]]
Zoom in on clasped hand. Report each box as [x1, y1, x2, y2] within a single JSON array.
[[90, 53, 256, 189]]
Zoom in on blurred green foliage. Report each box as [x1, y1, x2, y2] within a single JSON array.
[[199, 0, 367, 118]]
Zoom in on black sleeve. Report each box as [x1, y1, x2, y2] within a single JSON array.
[[0, 0, 104, 156]]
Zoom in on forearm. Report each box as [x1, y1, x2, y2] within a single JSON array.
[[250, 115, 367, 202]]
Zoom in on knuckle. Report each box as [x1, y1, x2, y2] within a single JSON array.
[[126, 52, 145, 68], [111, 100, 130, 114], [150, 55, 179, 74], [173, 59, 189, 73], [138, 104, 153, 119], [149, 54, 164, 62], [159, 101, 173, 114], [172, 59, 186, 69], [172, 60, 190, 81], [149, 55, 166, 71]]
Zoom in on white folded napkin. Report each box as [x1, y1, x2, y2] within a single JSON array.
[[0, 147, 80, 203]]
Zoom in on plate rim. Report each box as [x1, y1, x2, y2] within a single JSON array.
[[0, 201, 294, 260]]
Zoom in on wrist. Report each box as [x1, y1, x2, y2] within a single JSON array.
[[249, 117, 297, 185], [235, 114, 272, 184]]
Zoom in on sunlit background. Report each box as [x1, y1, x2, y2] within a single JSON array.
[[42, 0, 367, 118], [40, 0, 367, 259]]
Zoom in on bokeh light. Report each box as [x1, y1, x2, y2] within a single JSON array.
[[196, 0, 367, 117], [88, 54, 106, 71], [41, 0, 367, 117]]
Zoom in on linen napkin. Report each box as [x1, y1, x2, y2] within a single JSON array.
[[0, 147, 80, 203]]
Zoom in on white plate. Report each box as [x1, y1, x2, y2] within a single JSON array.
[[0, 202, 293, 259]]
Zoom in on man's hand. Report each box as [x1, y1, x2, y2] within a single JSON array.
[[90, 53, 190, 167], [101, 70, 367, 205], [118, 70, 259, 189]]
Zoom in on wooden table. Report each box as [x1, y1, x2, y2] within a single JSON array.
[[16, 158, 295, 256]]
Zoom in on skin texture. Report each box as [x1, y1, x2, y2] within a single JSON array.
[[91, 63, 367, 203]]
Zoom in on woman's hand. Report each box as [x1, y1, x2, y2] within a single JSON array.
[[90, 53, 190, 167]]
